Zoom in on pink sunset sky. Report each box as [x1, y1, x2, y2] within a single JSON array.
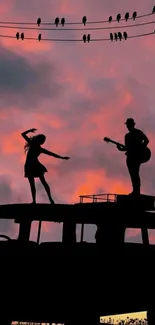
[[0, 0, 155, 243]]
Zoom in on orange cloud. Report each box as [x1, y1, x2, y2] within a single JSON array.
[[1, 131, 22, 155]]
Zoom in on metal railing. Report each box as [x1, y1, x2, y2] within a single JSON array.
[[79, 193, 117, 203], [79, 193, 117, 242]]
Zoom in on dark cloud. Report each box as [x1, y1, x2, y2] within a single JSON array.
[[142, 164, 155, 193], [0, 44, 63, 109], [12, 0, 59, 17], [10, 0, 77, 40], [89, 78, 117, 96], [0, 175, 12, 203], [80, 0, 155, 19], [54, 74, 154, 137], [54, 77, 119, 130], [0, 175, 18, 237], [122, 78, 155, 134], [59, 96, 101, 130]]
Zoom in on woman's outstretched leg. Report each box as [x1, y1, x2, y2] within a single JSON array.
[[39, 175, 55, 204], [28, 177, 36, 203]]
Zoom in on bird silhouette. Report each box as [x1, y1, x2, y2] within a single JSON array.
[[61, 17, 65, 26], [116, 13, 121, 22], [37, 18, 41, 26], [152, 6, 155, 13], [132, 11, 137, 20], [87, 34, 90, 42], [118, 32, 122, 41], [110, 33, 113, 41], [124, 12, 129, 21], [114, 32, 118, 41], [108, 16, 112, 23], [55, 17, 59, 27], [38, 34, 41, 41], [16, 32, 19, 40], [82, 16, 87, 25], [83, 34, 86, 42], [21, 33, 24, 40], [123, 31, 128, 40]]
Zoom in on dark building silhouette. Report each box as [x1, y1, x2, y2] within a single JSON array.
[[0, 192, 154, 323]]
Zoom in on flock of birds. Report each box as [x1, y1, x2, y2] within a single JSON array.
[[14, 7, 154, 43], [83, 31, 127, 42], [35, 12, 139, 27]]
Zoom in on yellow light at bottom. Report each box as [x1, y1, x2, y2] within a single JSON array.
[[100, 311, 147, 323]]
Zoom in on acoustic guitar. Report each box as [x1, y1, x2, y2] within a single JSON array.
[[103, 137, 151, 163]]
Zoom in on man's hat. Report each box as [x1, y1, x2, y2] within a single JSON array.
[[125, 118, 135, 125]]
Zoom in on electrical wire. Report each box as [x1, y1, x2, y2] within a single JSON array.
[[0, 11, 154, 26], [0, 30, 154, 42], [0, 19, 155, 31]]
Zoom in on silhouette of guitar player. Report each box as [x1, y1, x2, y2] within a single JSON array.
[[117, 118, 150, 195], [21, 128, 70, 204]]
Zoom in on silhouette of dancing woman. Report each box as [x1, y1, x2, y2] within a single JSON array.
[[21, 128, 70, 204], [117, 118, 149, 195]]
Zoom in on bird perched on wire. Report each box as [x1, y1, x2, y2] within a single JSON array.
[[55, 17, 59, 27], [152, 6, 155, 13], [82, 16, 87, 25], [124, 12, 129, 22], [114, 32, 118, 41], [110, 33, 113, 41], [37, 18, 41, 26], [38, 34, 41, 41], [83, 34, 86, 43], [116, 13, 121, 22], [61, 17, 65, 26], [21, 32, 24, 40], [108, 16, 112, 23], [16, 32, 19, 40], [123, 31, 128, 40], [132, 11, 137, 20], [87, 34, 90, 42], [118, 32, 122, 41]]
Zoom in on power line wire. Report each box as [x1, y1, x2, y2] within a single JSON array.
[[0, 30, 154, 42], [0, 19, 155, 31], [0, 11, 154, 26]]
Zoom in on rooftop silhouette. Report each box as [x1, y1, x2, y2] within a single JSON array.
[[0, 193, 155, 325]]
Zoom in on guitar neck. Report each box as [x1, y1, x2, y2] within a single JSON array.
[[108, 139, 124, 147]]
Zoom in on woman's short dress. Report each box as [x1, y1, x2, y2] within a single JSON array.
[[24, 145, 47, 178]]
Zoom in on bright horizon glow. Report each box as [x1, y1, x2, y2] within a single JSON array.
[[12, 313, 147, 324], [100, 311, 147, 322]]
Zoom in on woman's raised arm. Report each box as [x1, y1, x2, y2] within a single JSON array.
[[21, 128, 37, 142]]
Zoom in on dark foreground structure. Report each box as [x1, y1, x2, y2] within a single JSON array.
[[0, 193, 155, 325]]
